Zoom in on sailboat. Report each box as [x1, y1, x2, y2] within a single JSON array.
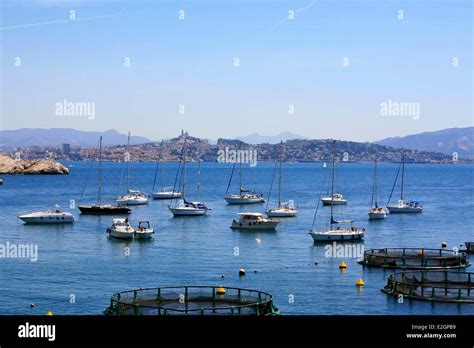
[[79, 137, 131, 214], [151, 140, 182, 199], [309, 140, 365, 242], [168, 136, 210, 216], [224, 146, 264, 204], [266, 141, 297, 217], [321, 150, 347, 205], [368, 160, 387, 219], [386, 153, 423, 213], [116, 132, 149, 206]]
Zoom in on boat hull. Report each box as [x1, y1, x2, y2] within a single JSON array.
[[116, 197, 149, 206], [266, 209, 297, 217], [321, 199, 347, 206], [368, 212, 387, 220], [387, 206, 423, 213], [152, 192, 182, 199], [169, 207, 207, 216], [224, 196, 265, 204], [78, 205, 131, 214], [107, 228, 134, 239], [309, 230, 364, 242], [134, 230, 154, 239], [230, 221, 279, 230]]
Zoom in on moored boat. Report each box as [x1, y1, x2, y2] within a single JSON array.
[[18, 207, 75, 224], [368, 160, 387, 220], [134, 221, 154, 239], [107, 218, 134, 239], [230, 212, 279, 230]]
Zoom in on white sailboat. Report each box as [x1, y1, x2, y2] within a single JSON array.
[[169, 136, 210, 216], [224, 147, 264, 204], [368, 160, 387, 220], [309, 140, 365, 242], [18, 205, 75, 224], [386, 154, 423, 213], [151, 140, 182, 199], [266, 141, 297, 217], [116, 132, 149, 206]]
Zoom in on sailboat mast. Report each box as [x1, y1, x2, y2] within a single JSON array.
[[98, 136, 103, 205], [278, 141, 283, 206], [159, 140, 164, 191], [183, 137, 187, 200], [126, 131, 131, 192], [330, 140, 336, 229], [197, 160, 201, 201], [239, 151, 242, 195], [400, 153, 405, 201]]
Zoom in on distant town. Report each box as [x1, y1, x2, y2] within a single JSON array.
[[3, 131, 467, 164]]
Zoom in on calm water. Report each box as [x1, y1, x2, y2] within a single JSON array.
[[0, 161, 473, 315]]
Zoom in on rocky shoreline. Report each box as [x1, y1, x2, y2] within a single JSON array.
[[0, 154, 69, 175]]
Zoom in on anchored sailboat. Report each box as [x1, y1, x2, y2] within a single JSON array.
[[309, 140, 365, 242], [116, 132, 149, 206], [321, 148, 347, 205], [386, 153, 423, 213], [266, 141, 297, 217], [151, 140, 182, 199], [168, 136, 210, 216], [78, 136, 131, 214], [224, 146, 264, 204], [368, 160, 387, 219]]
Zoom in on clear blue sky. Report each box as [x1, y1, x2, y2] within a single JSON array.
[[1, 0, 472, 141]]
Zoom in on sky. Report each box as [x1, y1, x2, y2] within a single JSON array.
[[0, 0, 472, 142]]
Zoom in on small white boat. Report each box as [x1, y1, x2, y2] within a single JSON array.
[[387, 200, 423, 213], [266, 202, 298, 217], [134, 221, 154, 239], [152, 189, 182, 200], [309, 223, 365, 242], [107, 218, 134, 239], [116, 190, 149, 205], [169, 200, 209, 216], [18, 207, 75, 224], [230, 212, 279, 230], [321, 193, 347, 205], [224, 192, 265, 204], [368, 207, 388, 219]]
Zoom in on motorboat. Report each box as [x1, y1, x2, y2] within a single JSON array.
[[107, 218, 134, 239], [18, 207, 75, 224], [230, 212, 279, 230], [321, 193, 347, 205], [134, 221, 154, 239]]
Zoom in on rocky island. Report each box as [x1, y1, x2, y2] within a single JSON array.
[[0, 154, 69, 175]]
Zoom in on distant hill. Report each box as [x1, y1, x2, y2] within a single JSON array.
[[0, 128, 154, 148], [375, 127, 474, 158], [235, 132, 307, 144]]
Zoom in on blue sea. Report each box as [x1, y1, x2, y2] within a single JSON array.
[[0, 162, 473, 315]]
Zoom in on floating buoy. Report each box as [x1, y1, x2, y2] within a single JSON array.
[[356, 278, 365, 287], [216, 287, 226, 295], [254, 270, 258, 273], [30, 303, 35, 308], [339, 261, 347, 269], [239, 269, 246, 276], [220, 274, 225, 279], [46, 311, 53, 316], [441, 242, 447, 248], [314, 261, 318, 266]]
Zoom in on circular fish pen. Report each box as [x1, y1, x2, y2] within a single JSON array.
[[105, 286, 280, 315], [358, 248, 470, 269], [382, 271, 474, 303]]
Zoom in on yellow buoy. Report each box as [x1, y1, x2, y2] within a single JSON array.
[[339, 261, 347, 269], [47, 311, 53, 316], [356, 278, 365, 287], [239, 269, 246, 276], [418, 249, 424, 255], [216, 287, 226, 295]]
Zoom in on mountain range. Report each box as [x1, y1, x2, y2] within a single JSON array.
[[375, 127, 474, 158]]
